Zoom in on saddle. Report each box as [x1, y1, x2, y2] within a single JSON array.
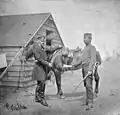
[[50, 49, 63, 65]]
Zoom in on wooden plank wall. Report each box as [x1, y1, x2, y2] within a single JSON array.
[[0, 47, 35, 87]]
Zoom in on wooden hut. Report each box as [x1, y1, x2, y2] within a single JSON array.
[[0, 13, 64, 88]]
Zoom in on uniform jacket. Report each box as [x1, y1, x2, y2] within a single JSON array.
[[81, 44, 96, 72]]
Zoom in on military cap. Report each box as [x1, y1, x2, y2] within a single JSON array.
[[84, 33, 92, 39]]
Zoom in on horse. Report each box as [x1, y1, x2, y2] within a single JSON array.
[[47, 47, 71, 98]]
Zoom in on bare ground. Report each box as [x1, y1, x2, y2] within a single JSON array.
[[1, 58, 120, 115]]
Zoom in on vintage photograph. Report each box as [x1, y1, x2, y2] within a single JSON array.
[[0, 0, 120, 115]]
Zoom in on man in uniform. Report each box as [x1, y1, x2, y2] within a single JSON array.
[[20, 36, 62, 107], [81, 33, 96, 110]]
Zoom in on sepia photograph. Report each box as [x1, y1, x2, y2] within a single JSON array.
[[0, 0, 120, 114]]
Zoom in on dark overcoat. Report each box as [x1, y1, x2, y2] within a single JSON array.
[[24, 43, 49, 81], [24, 43, 63, 81]]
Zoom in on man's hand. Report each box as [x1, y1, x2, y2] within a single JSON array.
[[87, 71, 92, 75], [48, 63, 52, 68], [41, 43, 45, 48], [58, 45, 63, 48], [71, 65, 75, 70]]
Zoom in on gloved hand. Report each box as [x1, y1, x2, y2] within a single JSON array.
[[48, 63, 52, 68]]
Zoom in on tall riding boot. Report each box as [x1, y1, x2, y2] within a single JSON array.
[[35, 81, 48, 107], [40, 83, 49, 107], [35, 82, 42, 102]]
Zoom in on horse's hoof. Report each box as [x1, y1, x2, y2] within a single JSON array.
[[60, 95, 65, 99], [57, 94, 65, 99]]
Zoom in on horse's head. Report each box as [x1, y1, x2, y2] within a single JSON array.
[[61, 47, 82, 66], [61, 47, 70, 64], [65, 48, 83, 71]]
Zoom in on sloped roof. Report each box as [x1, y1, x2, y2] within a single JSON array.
[[0, 13, 50, 46]]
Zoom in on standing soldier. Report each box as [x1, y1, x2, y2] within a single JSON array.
[[81, 33, 96, 110], [20, 36, 62, 107]]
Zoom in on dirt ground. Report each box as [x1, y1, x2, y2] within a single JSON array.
[[0, 58, 120, 115]]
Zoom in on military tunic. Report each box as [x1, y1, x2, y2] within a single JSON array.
[[24, 43, 48, 81]]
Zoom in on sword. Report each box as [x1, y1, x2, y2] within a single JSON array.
[[72, 62, 97, 93]]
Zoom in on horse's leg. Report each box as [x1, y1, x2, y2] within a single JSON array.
[[94, 67, 100, 97], [54, 69, 64, 98]]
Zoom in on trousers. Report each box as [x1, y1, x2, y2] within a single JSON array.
[[82, 65, 93, 103]]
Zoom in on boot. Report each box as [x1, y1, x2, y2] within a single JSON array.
[[57, 88, 63, 96], [35, 81, 49, 107], [40, 82, 49, 107], [35, 85, 41, 102]]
